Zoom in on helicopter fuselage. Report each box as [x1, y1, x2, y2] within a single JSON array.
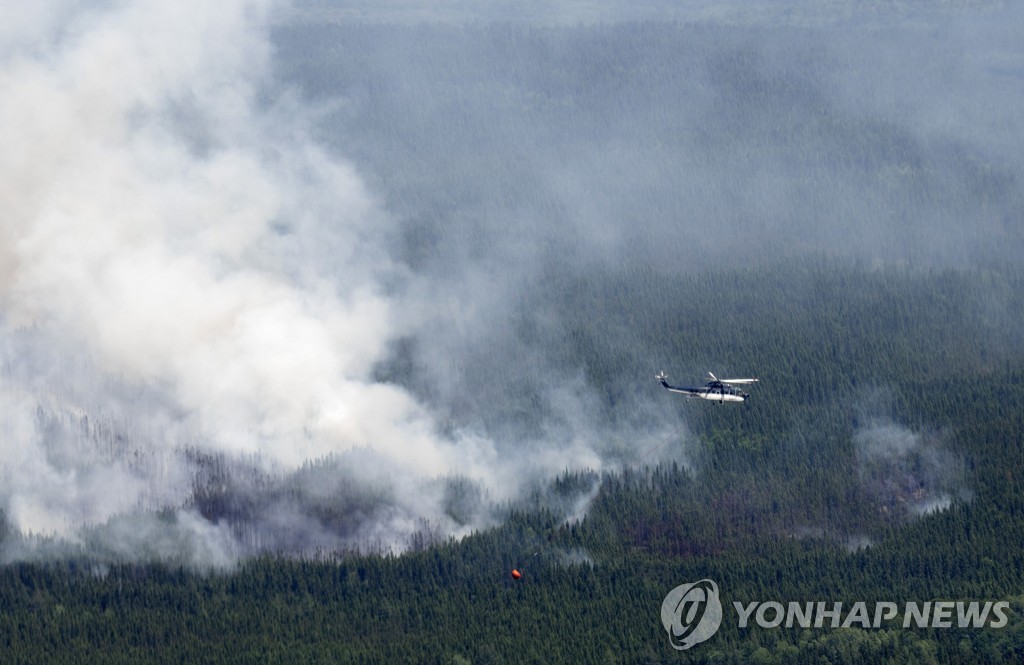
[[656, 372, 756, 403], [663, 383, 747, 402]]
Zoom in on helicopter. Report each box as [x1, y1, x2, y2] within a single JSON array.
[[656, 371, 758, 403]]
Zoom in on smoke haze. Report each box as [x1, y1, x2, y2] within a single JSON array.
[[2, 0, 1021, 564], [0, 0, 494, 563], [854, 422, 967, 519]]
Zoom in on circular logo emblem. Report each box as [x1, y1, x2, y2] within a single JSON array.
[[660, 579, 723, 650]]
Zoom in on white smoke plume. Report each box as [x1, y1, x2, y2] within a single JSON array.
[[0, 0, 632, 567], [0, 0, 459, 564], [853, 421, 968, 520]]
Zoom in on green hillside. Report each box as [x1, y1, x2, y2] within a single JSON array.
[[4, 13, 1024, 664], [3, 261, 1024, 663]]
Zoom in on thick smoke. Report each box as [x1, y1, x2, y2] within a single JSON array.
[[0, 0, 444, 564], [0, 0, 666, 567], [3, 0, 1018, 565]]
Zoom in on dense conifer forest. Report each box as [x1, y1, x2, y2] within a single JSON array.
[[4, 15, 1024, 664], [4, 262, 1024, 662]]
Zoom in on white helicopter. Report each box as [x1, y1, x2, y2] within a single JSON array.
[[656, 371, 758, 403]]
